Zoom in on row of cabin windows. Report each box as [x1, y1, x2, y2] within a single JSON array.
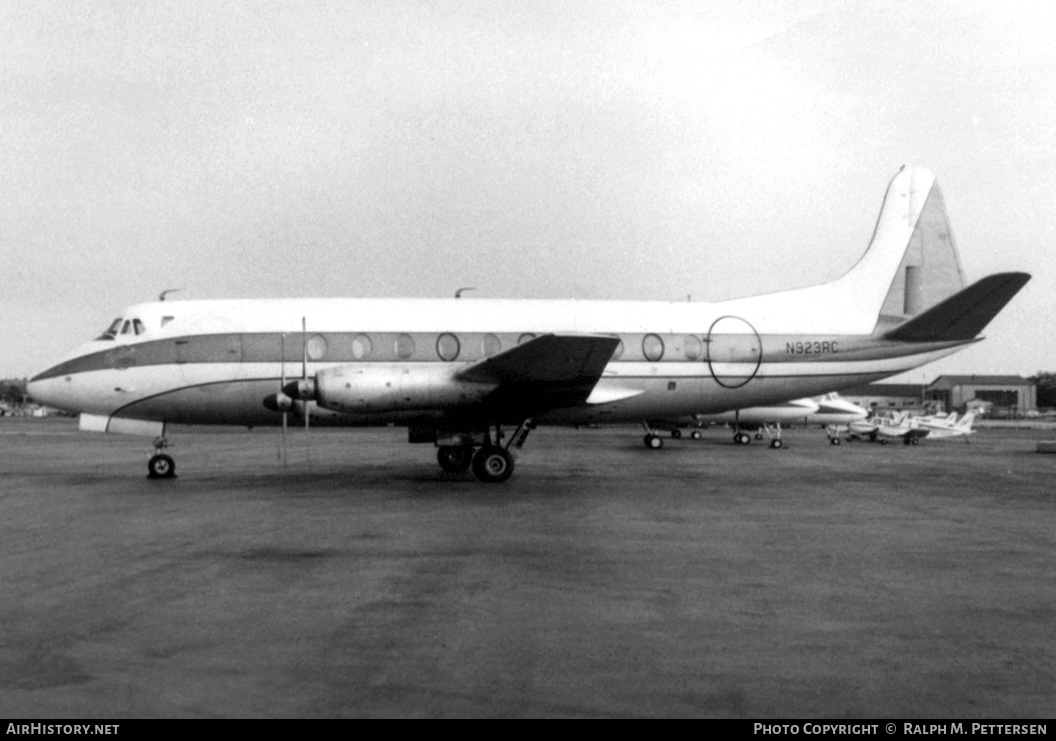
[[302, 332, 705, 363], [97, 323, 707, 362]]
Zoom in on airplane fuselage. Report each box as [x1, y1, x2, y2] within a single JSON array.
[[29, 296, 971, 430]]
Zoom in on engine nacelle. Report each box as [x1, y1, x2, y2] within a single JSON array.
[[314, 364, 494, 414]]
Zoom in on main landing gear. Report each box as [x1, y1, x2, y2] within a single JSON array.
[[147, 436, 176, 479], [825, 425, 843, 445], [436, 420, 533, 483], [642, 421, 687, 449], [733, 423, 785, 449]]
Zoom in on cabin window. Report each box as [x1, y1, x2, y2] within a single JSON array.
[[642, 333, 664, 362], [436, 333, 460, 361], [133, 319, 145, 336], [482, 334, 502, 357], [395, 333, 415, 360], [96, 318, 122, 341], [306, 334, 328, 361], [518, 333, 536, 345], [352, 334, 372, 360], [684, 335, 703, 360], [611, 339, 624, 361], [161, 316, 174, 328]]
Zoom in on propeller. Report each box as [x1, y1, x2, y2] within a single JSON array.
[[301, 316, 310, 462], [262, 333, 291, 466], [275, 317, 314, 462], [278, 333, 288, 465]]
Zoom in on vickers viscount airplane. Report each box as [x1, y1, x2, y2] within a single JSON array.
[[27, 166, 1029, 482]]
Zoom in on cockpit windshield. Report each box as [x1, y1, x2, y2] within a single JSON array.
[[95, 317, 147, 340], [95, 318, 123, 341]]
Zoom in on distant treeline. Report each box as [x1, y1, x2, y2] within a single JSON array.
[[1, 378, 28, 404], [1030, 372, 1056, 408]]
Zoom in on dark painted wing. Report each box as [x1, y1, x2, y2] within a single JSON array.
[[457, 334, 620, 416]]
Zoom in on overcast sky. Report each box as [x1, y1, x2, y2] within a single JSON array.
[[3, 0, 1054, 383]]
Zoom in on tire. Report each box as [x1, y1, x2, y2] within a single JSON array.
[[471, 446, 514, 483], [770, 439, 784, 449], [437, 446, 473, 473], [644, 434, 663, 449], [671, 429, 682, 439], [830, 437, 841, 446], [690, 430, 702, 440], [148, 454, 176, 479]]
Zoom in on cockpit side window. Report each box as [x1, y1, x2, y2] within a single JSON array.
[[120, 320, 132, 335], [133, 319, 145, 335], [95, 318, 122, 341]]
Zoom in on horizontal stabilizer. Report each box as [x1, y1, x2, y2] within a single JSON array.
[[883, 272, 1030, 342]]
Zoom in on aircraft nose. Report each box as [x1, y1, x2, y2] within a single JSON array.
[[26, 370, 55, 406]]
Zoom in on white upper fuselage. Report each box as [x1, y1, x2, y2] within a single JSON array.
[[28, 292, 968, 429]]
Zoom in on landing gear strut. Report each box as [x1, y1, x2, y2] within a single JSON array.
[[642, 421, 664, 449], [147, 435, 176, 479], [437, 420, 533, 483]]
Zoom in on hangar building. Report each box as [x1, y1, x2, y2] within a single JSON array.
[[842, 375, 1036, 416], [925, 375, 1036, 417]]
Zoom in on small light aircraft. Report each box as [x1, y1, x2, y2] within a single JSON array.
[[915, 411, 976, 442], [27, 166, 1029, 482]]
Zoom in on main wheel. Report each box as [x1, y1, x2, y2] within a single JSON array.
[[770, 439, 784, 449], [644, 434, 664, 449], [830, 437, 841, 446], [671, 429, 682, 439], [471, 446, 514, 483], [148, 454, 176, 479], [690, 430, 702, 440], [437, 445, 473, 473]]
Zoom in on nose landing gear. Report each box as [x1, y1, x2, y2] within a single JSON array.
[[148, 436, 176, 479]]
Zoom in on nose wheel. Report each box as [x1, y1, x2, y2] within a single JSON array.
[[147, 436, 176, 479]]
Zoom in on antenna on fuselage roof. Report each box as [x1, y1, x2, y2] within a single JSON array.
[[158, 288, 182, 301], [455, 287, 475, 298]]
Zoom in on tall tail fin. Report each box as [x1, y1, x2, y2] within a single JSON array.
[[826, 166, 969, 326]]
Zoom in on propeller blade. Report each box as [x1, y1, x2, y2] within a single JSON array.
[[302, 317, 310, 462], [278, 333, 288, 466]]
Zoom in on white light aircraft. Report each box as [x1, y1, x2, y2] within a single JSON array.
[[916, 411, 977, 442], [27, 166, 1029, 482]]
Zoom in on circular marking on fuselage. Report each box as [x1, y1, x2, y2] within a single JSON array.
[[706, 315, 762, 389]]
